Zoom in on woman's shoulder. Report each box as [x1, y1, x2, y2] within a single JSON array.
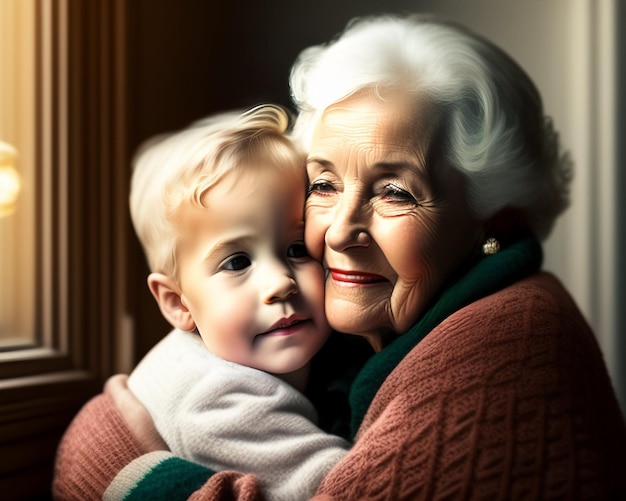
[[443, 270, 591, 340], [494, 270, 583, 313], [392, 271, 598, 387]]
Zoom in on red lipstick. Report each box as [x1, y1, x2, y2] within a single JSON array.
[[329, 269, 386, 284]]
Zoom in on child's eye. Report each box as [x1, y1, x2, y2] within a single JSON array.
[[287, 242, 309, 259], [221, 254, 252, 271]]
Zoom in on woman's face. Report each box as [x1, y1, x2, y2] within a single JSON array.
[[305, 89, 484, 349]]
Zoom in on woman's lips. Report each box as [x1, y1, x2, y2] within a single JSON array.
[[329, 269, 386, 285]]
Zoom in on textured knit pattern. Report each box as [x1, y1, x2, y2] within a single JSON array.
[[52, 393, 145, 500], [316, 273, 626, 499], [52, 394, 261, 501], [128, 329, 349, 501]]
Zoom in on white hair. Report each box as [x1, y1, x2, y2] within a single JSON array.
[[290, 14, 572, 240], [130, 104, 303, 278]]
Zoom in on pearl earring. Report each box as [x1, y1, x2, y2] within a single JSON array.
[[482, 237, 500, 255]]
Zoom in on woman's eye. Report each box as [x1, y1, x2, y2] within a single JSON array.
[[381, 184, 416, 204], [221, 254, 251, 271], [287, 242, 309, 259], [307, 180, 335, 197]]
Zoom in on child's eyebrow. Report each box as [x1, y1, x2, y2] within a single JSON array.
[[203, 235, 255, 262]]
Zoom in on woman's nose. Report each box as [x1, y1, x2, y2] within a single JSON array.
[[325, 193, 371, 251], [263, 273, 299, 304]]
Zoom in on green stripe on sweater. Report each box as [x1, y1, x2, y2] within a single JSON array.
[[124, 456, 216, 500]]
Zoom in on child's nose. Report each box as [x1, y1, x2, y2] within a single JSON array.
[[263, 275, 298, 304]]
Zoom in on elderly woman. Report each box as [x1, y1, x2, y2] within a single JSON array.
[[54, 14, 626, 500]]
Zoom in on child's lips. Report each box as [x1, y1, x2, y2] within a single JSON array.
[[259, 315, 307, 336]]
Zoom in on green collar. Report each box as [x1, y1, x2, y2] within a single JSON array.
[[349, 234, 543, 437]]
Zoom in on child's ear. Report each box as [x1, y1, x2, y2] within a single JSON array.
[[147, 273, 196, 332]]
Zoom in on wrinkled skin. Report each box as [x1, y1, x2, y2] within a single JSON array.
[[304, 88, 485, 350]]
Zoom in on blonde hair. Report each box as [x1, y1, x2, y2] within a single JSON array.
[[130, 104, 303, 278], [290, 14, 572, 240]]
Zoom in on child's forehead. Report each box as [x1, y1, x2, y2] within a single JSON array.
[[221, 158, 305, 185], [192, 160, 305, 207], [174, 162, 307, 250]]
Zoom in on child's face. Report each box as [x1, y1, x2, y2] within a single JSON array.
[[174, 164, 330, 376]]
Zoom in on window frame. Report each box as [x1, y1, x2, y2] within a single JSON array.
[[0, 0, 129, 496]]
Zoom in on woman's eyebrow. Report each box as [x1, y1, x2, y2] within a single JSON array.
[[306, 156, 430, 182], [372, 160, 420, 172], [305, 157, 333, 168], [379, 159, 430, 174], [306, 158, 421, 170]]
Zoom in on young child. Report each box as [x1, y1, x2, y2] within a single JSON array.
[[124, 105, 349, 501]]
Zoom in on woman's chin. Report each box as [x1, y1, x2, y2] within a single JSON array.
[[327, 300, 386, 335]]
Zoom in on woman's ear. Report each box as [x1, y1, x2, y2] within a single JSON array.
[[147, 273, 196, 332]]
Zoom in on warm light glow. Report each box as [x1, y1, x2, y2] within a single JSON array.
[[0, 141, 21, 217]]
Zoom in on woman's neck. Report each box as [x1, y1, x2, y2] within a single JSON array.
[[363, 329, 397, 352]]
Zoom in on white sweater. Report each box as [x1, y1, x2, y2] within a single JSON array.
[[128, 329, 350, 501]]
